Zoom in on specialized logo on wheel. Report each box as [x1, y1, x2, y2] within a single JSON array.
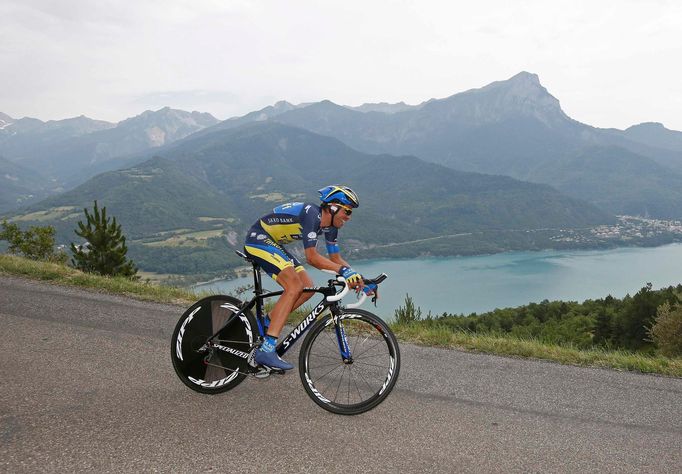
[[175, 306, 201, 361], [379, 357, 396, 395], [221, 303, 253, 339], [188, 374, 237, 388], [305, 372, 331, 404]]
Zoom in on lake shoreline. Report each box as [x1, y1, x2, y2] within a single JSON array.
[[193, 242, 682, 319]]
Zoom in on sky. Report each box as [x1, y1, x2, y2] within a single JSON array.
[[1, 0, 681, 130]]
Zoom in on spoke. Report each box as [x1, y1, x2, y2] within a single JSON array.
[[309, 361, 343, 370], [324, 327, 338, 348], [356, 366, 378, 394], [316, 364, 345, 393], [352, 329, 362, 356], [353, 339, 386, 359], [352, 369, 364, 402], [355, 352, 389, 360], [352, 361, 390, 370], [309, 352, 343, 361], [333, 366, 346, 403]]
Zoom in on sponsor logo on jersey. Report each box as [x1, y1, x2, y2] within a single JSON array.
[[265, 217, 295, 224]]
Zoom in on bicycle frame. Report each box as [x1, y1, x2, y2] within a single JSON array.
[[207, 257, 348, 360]]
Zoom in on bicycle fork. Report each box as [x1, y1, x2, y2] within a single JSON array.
[[332, 311, 352, 363]]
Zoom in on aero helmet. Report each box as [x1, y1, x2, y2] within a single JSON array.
[[318, 185, 360, 208]]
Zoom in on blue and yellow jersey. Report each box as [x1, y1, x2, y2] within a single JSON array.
[[248, 202, 340, 254]]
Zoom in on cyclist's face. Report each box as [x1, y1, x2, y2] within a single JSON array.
[[332, 204, 352, 227]]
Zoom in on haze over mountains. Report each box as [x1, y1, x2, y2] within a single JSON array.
[[0, 108, 218, 210], [14, 122, 612, 275], [3, 71, 682, 275]]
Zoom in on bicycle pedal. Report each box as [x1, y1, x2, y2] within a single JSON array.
[[253, 368, 271, 379], [270, 368, 286, 376]]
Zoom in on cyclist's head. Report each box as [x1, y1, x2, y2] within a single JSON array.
[[319, 185, 358, 228], [318, 185, 359, 209]]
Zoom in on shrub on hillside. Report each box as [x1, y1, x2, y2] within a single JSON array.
[[70, 201, 138, 278], [395, 294, 422, 324], [0, 220, 67, 263], [648, 302, 682, 357]]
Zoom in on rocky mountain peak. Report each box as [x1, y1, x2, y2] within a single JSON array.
[[0, 112, 14, 123], [507, 71, 541, 85], [349, 101, 419, 114], [272, 100, 295, 111], [626, 122, 666, 132], [432, 71, 568, 127], [115, 107, 219, 147]]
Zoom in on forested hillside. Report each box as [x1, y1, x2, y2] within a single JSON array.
[[7, 123, 614, 276]]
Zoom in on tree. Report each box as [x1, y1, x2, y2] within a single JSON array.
[[616, 283, 680, 349], [70, 201, 137, 277], [0, 220, 67, 263], [395, 294, 422, 324], [648, 302, 682, 357]]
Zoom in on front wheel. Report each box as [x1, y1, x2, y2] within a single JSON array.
[[299, 309, 400, 415]]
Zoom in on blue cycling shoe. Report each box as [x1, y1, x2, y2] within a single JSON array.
[[254, 350, 294, 370]]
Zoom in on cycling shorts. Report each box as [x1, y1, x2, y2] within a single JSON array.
[[244, 232, 305, 281]]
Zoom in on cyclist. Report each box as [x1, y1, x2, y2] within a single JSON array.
[[243, 185, 365, 370]]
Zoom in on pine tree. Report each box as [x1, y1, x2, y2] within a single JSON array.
[[70, 201, 137, 277]]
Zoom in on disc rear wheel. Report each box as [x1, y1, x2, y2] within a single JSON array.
[[171, 295, 256, 394]]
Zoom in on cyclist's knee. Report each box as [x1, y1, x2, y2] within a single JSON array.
[[277, 269, 304, 295]]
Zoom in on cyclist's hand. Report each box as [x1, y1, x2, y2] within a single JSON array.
[[340, 266, 364, 290], [363, 283, 378, 297]]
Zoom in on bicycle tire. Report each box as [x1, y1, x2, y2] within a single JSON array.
[[171, 295, 257, 394], [298, 308, 400, 415]]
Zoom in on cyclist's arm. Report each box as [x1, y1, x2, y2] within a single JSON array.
[[329, 252, 351, 268], [304, 246, 345, 273]]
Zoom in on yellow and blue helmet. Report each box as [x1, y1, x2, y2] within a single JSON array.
[[318, 185, 360, 208]]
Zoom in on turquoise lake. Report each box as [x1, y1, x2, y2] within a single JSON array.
[[193, 243, 682, 320]]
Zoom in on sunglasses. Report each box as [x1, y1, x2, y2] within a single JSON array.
[[336, 204, 353, 216]]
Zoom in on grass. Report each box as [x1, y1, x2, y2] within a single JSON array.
[[12, 206, 77, 222], [143, 229, 226, 247], [1, 253, 680, 377], [391, 323, 682, 377], [0, 254, 199, 305], [198, 217, 236, 223]]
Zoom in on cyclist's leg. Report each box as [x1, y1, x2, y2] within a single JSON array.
[[243, 238, 305, 335], [286, 256, 315, 312], [266, 266, 304, 336], [243, 238, 302, 369]]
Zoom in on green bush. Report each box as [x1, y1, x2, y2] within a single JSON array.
[[70, 201, 138, 278], [0, 220, 67, 263], [648, 302, 682, 357], [395, 294, 422, 324]]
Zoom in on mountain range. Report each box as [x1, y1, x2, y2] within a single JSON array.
[[10, 122, 613, 275], [223, 72, 682, 218], [0, 108, 219, 200], [4, 72, 682, 275]]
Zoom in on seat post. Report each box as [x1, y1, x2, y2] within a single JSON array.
[[252, 261, 263, 296]]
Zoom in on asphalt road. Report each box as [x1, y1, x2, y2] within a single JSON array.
[[1, 275, 681, 473]]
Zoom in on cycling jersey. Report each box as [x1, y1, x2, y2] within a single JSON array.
[[244, 202, 339, 279]]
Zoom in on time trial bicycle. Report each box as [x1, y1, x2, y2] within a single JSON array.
[[170, 250, 400, 415]]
